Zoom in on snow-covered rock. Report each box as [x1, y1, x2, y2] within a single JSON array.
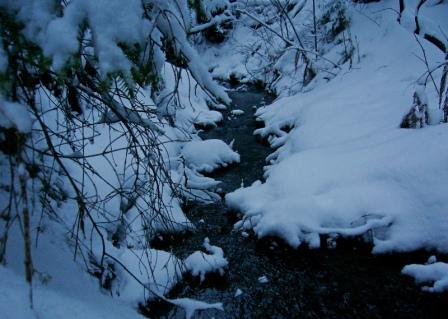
[[184, 238, 228, 282], [258, 275, 269, 284], [402, 262, 448, 292], [181, 139, 240, 173], [231, 109, 245, 116], [166, 297, 223, 319]]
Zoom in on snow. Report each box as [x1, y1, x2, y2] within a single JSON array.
[[0, 97, 33, 133], [0, 0, 236, 317], [1, 4, 447, 319], [108, 248, 182, 302], [166, 297, 224, 319], [226, 3, 448, 254], [258, 275, 269, 284], [0, 0, 230, 104], [184, 238, 228, 282], [399, 0, 448, 52], [181, 139, 240, 173], [195, 110, 224, 127], [402, 262, 448, 292], [0, 266, 144, 319], [427, 255, 437, 264], [0, 217, 156, 319], [231, 109, 245, 116], [157, 63, 225, 129], [234, 288, 243, 297]]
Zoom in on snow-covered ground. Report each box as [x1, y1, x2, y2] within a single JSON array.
[[223, 1, 448, 290], [1, 2, 448, 319]]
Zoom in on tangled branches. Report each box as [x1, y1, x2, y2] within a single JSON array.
[[0, 0, 229, 306]]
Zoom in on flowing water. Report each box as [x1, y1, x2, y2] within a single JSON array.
[[146, 86, 446, 319]]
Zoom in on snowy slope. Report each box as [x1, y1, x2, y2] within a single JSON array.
[[0, 2, 234, 316], [226, 2, 448, 255]]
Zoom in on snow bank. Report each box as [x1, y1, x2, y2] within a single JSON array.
[[0, 266, 143, 319], [0, 218, 156, 318], [181, 139, 240, 173], [184, 238, 228, 282], [402, 261, 448, 292], [110, 248, 182, 302], [226, 4, 448, 253]]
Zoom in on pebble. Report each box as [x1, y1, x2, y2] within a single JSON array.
[[234, 288, 243, 297], [258, 275, 269, 284]]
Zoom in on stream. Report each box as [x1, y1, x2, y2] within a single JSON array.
[[146, 86, 446, 319]]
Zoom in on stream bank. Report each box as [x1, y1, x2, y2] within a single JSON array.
[[145, 86, 446, 319]]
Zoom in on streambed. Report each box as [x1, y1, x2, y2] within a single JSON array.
[[146, 86, 445, 319]]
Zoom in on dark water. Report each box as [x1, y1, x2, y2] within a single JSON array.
[[146, 86, 447, 319]]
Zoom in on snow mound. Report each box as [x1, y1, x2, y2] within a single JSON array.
[[194, 110, 223, 127], [181, 139, 240, 173], [184, 238, 228, 282], [0, 266, 143, 319], [402, 262, 448, 292]]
